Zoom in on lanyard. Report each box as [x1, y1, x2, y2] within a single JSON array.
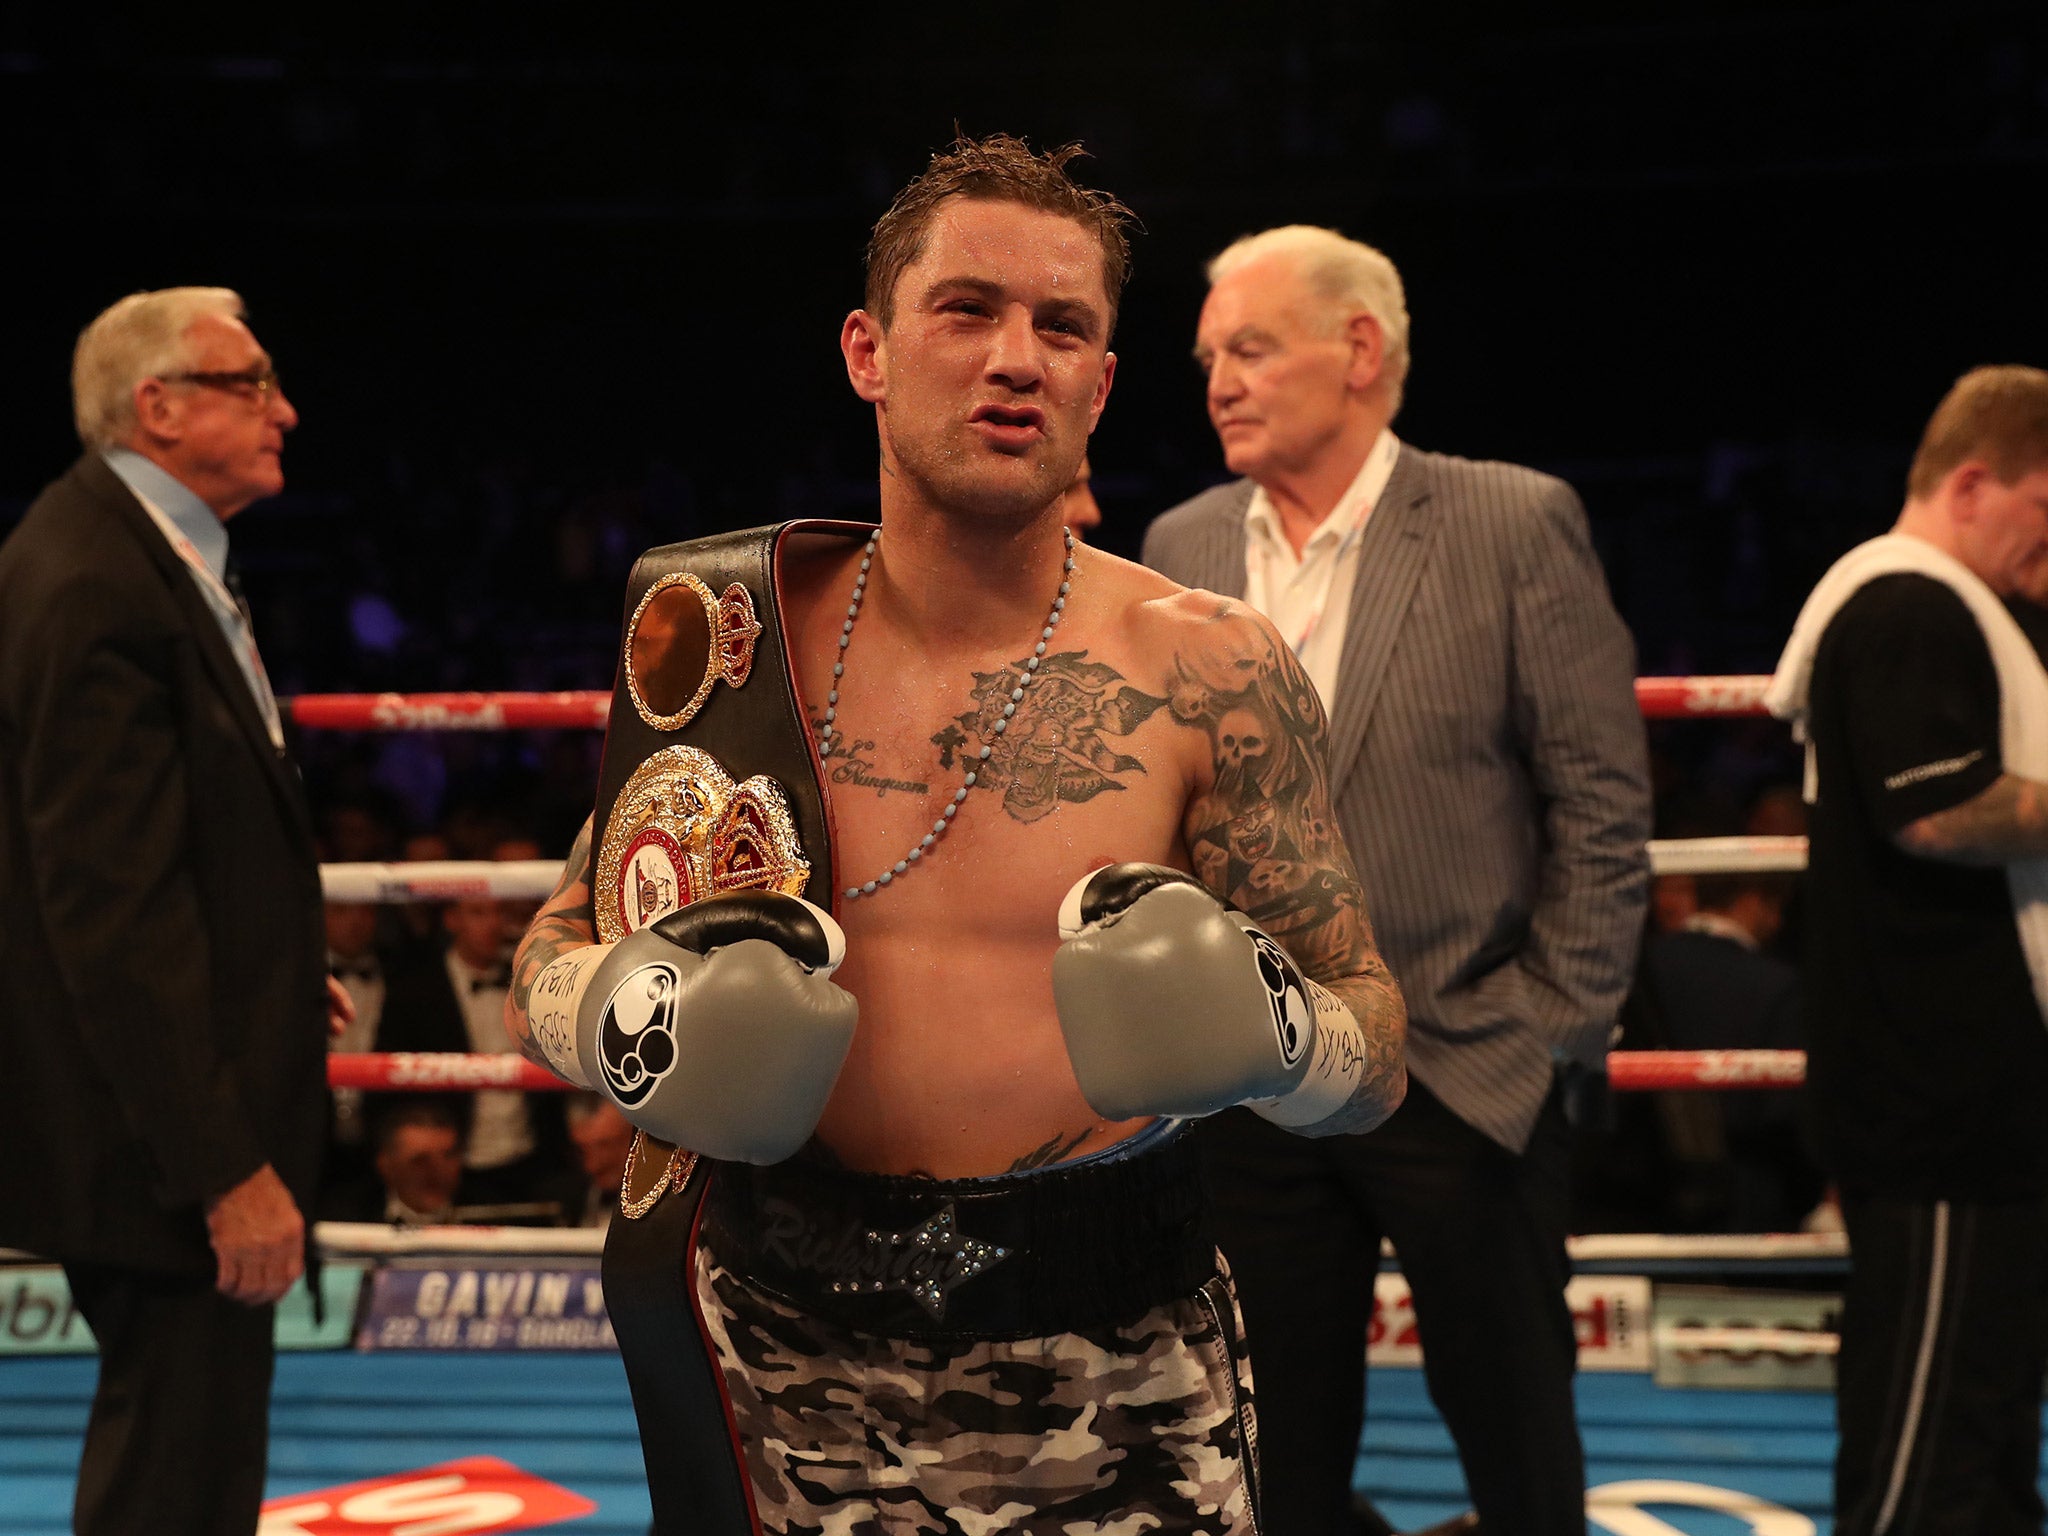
[[1279, 514, 1367, 660], [132, 489, 240, 616]]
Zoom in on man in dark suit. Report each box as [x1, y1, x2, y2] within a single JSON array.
[[1637, 869, 1817, 1233], [0, 287, 335, 1535], [376, 895, 568, 1208], [1144, 226, 1652, 1535]]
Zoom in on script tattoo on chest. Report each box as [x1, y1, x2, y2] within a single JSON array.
[[932, 650, 1166, 823], [811, 725, 931, 800]]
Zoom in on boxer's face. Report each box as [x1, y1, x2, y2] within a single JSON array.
[[847, 196, 1116, 523]]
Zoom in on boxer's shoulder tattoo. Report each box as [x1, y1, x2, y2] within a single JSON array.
[[1006, 1127, 1094, 1172], [1173, 612, 1406, 1132], [943, 649, 1167, 824], [506, 817, 597, 1063]]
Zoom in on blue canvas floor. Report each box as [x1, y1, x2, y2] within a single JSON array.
[[1366, 1367, 1839, 1532], [0, 1354, 649, 1535], [2, 1352, 2040, 1533]]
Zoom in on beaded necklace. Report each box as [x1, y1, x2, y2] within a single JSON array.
[[820, 525, 1077, 902]]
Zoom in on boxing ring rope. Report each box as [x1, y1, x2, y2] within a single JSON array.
[[307, 1220, 1850, 1269], [286, 675, 1778, 733], [303, 674, 1834, 1357], [285, 676, 1779, 732], [301, 672, 1803, 906], [315, 670, 1813, 1154], [325, 1046, 1809, 1095], [317, 838, 1809, 907]]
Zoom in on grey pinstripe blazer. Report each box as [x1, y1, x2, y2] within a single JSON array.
[[1142, 444, 1652, 1151]]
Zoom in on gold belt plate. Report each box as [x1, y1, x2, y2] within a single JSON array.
[[595, 745, 812, 944]]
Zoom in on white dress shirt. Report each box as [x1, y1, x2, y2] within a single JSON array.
[[445, 950, 533, 1171], [326, 951, 386, 1149], [1242, 429, 1401, 710], [1680, 911, 1761, 952]]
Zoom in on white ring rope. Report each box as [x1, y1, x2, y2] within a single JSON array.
[[309, 1224, 1848, 1265], [1643, 836, 1806, 875], [314, 1221, 605, 1258], [1652, 1325, 1839, 1356], [321, 859, 564, 903], [322, 837, 1811, 903]]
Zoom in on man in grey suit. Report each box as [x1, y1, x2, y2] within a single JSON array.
[[1143, 226, 1651, 1536]]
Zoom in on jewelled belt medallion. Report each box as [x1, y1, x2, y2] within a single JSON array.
[[595, 745, 811, 944], [623, 571, 763, 733]]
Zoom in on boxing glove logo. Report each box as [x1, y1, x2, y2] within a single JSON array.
[[598, 962, 682, 1106], [1247, 930, 1313, 1069]]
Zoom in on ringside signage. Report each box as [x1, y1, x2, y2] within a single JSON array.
[[1369, 1273, 1652, 1372], [357, 1261, 615, 1351], [0, 1262, 364, 1354]]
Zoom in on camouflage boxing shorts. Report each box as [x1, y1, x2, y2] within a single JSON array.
[[695, 1121, 1262, 1534]]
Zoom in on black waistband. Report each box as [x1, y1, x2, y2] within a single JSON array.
[[700, 1125, 1213, 1341]]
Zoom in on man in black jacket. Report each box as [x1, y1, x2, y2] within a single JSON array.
[[0, 287, 336, 1535], [1767, 365, 2048, 1535], [377, 895, 569, 1208]]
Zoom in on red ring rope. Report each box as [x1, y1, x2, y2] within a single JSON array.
[[288, 691, 610, 731], [282, 676, 1777, 730], [312, 675, 1802, 1095], [328, 1047, 1807, 1094]]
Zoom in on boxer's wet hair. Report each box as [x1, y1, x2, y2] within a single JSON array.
[[1908, 364, 2048, 500], [864, 132, 1136, 335]]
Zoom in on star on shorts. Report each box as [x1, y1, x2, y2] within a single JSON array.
[[828, 1203, 1012, 1319]]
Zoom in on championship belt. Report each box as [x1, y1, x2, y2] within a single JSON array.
[[590, 521, 863, 1212], [593, 523, 862, 1535]]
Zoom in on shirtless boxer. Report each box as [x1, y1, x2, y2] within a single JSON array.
[[506, 136, 1406, 1531]]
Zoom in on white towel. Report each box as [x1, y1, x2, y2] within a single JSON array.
[[1764, 533, 2048, 1020]]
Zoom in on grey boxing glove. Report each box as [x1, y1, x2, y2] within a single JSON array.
[[526, 891, 857, 1164], [1053, 863, 1366, 1127]]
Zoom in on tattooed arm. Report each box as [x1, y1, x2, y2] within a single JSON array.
[[503, 816, 596, 1068], [1896, 775, 2048, 864], [1172, 601, 1406, 1136]]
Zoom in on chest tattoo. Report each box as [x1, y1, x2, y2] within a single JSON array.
[[931, 650, 1167, 824], [812, 729, 932, 800]]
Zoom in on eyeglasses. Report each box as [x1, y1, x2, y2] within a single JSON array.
[[163, 364, 283, 404]]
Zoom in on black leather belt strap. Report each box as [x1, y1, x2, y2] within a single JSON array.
[[593, 521, 862, 912], [702, 1125, 1214, 1342], [592, 521, 862, 1535], [602, 1171, 754, 1535]]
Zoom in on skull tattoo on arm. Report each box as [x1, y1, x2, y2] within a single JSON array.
[[1174, 604, 1406, 1132]]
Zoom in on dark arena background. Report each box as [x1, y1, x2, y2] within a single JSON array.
[[4, 4, 2043, 857], [2, 6, 2047, 1531]]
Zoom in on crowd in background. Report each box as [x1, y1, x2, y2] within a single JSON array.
[[313, 792, 625, 1232]]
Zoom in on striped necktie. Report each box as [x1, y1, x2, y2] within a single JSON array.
[[222, 558, 287, 751]]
